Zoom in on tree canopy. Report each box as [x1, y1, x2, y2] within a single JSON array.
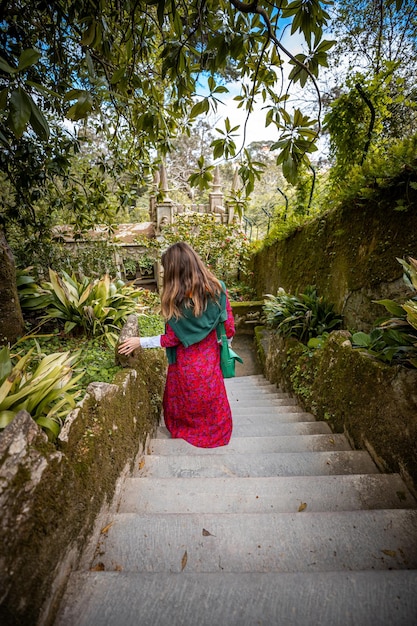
[[321, 0, 417, 175], [0, 0, 335, 195]]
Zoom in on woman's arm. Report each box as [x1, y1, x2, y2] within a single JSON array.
[[118, 335, 161, 355], [118, 324, 181, 355]]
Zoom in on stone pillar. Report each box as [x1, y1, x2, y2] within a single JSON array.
[[156, 163, 174, 233], [209, 166, 224, 216]]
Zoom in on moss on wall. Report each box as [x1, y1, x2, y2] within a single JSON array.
[[264, 330, 417, 497], [0, 348, 166, 626], [252, 202, 417, 331], [0, 231, 24, 343]]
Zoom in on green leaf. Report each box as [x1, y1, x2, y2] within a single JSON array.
[[0, 410, 15, 428], [373, 299, 405, 317], [0, 56, 17, 74], [282, 156, 299, 185], [65, 93, 93, 120], [81, 21, 96, 46], [0, 347, 12, 385], [35, 415, 61, 439], [110, 67, 125, 84], [17, 49, 41, 72], [64, 89, 89, 102], [8, 88, 32, 138], [157, 0, 165, 26], [352, 332, 371, 347], [190, 98, 209, 118], [28, 95, 50, 140], [0, 87, 8, 111]]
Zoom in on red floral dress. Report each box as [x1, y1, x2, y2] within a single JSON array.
[[159, 294, 235, 448]]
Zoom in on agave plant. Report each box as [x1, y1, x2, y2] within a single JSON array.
[[0, 345, 83, 439], [19, 268, 147, 346], [264, 286, 342, 343]]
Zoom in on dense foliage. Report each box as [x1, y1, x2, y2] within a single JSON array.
[[0, 345, 82, 439], [322, 0, 417, 182], [352, 257, 417, 368], [0, 0, 333, 228], [264, 285, 342, 344], [17, 268, 156, 346], [156, 212, 251, 283]]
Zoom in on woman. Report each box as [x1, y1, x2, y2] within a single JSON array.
[[118, 242, 235, 448]]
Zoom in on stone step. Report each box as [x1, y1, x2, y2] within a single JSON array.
[[231, 406, 307, 416], [229, 397, 299, 406], [225, 374, 271, 383], [148, 434, 352, 455], [226, 388, 292, 398], [231, 412, 316, 423], [134, 450, 379, 478], [119, 474, 416, 515], [88, 509, 417, 574], [54, 570, 417, 626], [156, 422, 333, 439]]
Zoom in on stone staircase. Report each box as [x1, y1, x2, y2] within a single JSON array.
[[55, 375, 417, 625]]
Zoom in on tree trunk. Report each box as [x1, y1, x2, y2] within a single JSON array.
[[0, 229, 25, 345]]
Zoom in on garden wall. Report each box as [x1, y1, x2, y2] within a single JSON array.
[[251, 201, 417, 331], [261, 329, 417, 497], [0, 348, 166, 626]]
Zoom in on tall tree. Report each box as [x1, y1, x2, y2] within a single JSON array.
[[322, 0, 417, 174], [0, 0, 334, 342]]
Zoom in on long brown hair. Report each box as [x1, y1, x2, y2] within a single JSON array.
[[160, 242, 223, 319]]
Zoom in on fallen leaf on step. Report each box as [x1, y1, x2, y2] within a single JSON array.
[[138, 459, 145, 470], [100, 522, 114, 534], [114, 564, 123, 571], [181, 550, 188, 571], [90, 562, 105, 571], [382, 549, 397, 558], [202, 528, 215, 536], [298, 502, 307, 512], [329, 437, 335, 445]]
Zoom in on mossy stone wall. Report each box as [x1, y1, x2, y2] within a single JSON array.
[[252, 202, 417, 330], [263, 330, 417, 497], [0, 349, 166, 626]]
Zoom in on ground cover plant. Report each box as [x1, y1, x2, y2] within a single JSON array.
[[0, 344, 82, 439], [17, 268, 157, 347], [352, 257, 417, 368], [263, 286, 342, 344], [5, 271, 165, 439]]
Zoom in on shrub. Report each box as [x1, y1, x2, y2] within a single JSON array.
[[158, 212, 250, 283], [0, 345, 82, 439], [264, 286, 342, 343], [352, 257, 417, 368], [18, 269, 152, 346]]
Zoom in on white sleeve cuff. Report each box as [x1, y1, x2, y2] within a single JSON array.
[[139, 335, 162, 349]]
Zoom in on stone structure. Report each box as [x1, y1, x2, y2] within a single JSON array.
[[51, 163, 242, 291], [154, 163, 239, 234]]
